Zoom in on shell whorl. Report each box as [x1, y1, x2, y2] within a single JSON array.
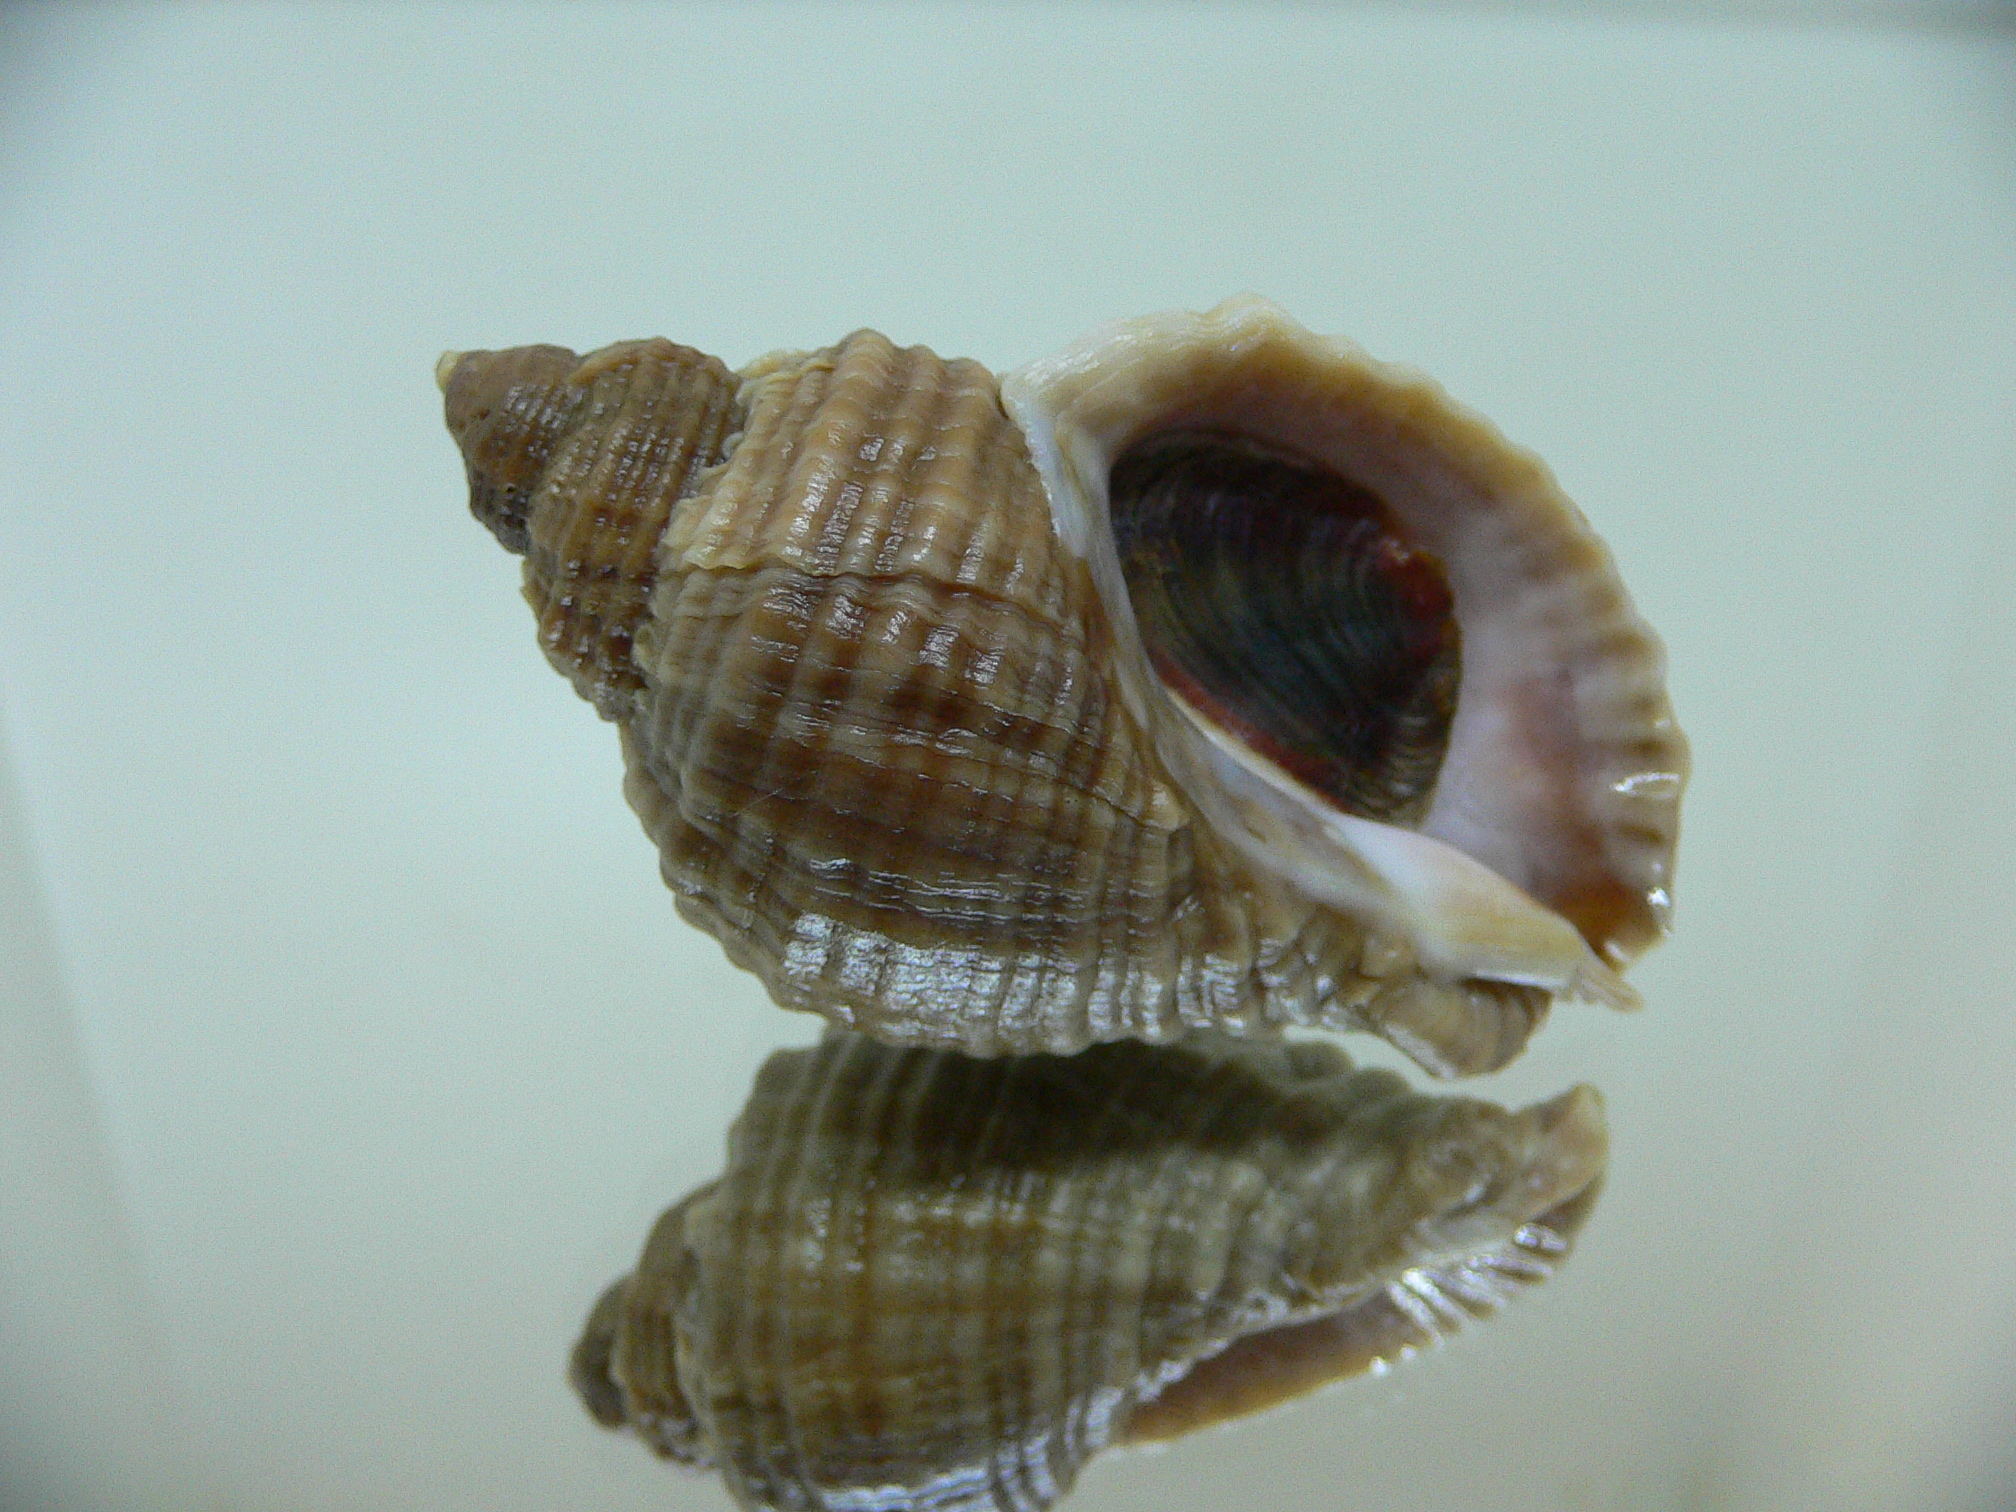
[[572, 1033, 1608, 1512], [622, 331, 1229, 1053], [442, 338, 746, 717], [441, 304, 1684, 1075]]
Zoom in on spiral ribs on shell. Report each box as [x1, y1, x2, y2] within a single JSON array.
[[441, 302, 1684, 1074]]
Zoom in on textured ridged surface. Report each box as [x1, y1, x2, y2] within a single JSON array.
[[444, 339, 745, 717], [442, 304, 1684, 1073], [572, 1033, 1607, 1512], [623, 333, 1205, 1054]]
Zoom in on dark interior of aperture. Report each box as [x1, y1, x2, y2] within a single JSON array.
[[1108, 430, 1460, 827]]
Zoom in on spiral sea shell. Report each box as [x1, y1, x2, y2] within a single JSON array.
[[440, 299, 1685, 1076], [571, 1032, 1607, 1512]]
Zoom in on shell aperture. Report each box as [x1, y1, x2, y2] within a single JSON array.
[[1003, 301, 1687, 981], [442, 300, 1686, 1074], [1109, 429, 1461, 827], [572, 1032, 1608, 1512]]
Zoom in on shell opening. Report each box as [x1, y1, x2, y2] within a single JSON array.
[[1108, 429, 1461, 828], [1000, 298, 1677, 1011]]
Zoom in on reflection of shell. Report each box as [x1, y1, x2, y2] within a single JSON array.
[[571, 1033, 1607, 1512], [440, 299, 1686, 1076]]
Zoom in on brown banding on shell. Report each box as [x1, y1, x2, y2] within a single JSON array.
[[443, 339, 745, 717], [442, 302, 1686, 1074]]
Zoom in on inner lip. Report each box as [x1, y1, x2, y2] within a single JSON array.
[[1107, 428, 1462, 828]]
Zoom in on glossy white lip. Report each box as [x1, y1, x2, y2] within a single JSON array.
[[1002, 295, 1685, 1004]]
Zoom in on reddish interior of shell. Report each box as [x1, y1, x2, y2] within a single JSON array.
[[1042, 315, 1686, 971]]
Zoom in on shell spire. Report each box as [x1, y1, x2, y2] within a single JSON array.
[[441, 339, 745, 717], [441, 303, 1686, 1076]]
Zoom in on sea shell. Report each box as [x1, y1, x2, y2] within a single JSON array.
[[440, 298, 1685, 1075], [571, 1031, 1608, 1512]]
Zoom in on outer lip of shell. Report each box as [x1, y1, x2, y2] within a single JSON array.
[[1000, 296, 1687, 1007]]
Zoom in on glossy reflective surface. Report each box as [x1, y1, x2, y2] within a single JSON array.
[[575, 1033, 1604, 1512], [2, 8, 2012, 1512]]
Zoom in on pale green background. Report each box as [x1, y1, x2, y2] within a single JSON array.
[[3, 4, 2013, 1510]]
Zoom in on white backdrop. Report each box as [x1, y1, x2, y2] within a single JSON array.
[[3, 5, 2013, 1511]]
